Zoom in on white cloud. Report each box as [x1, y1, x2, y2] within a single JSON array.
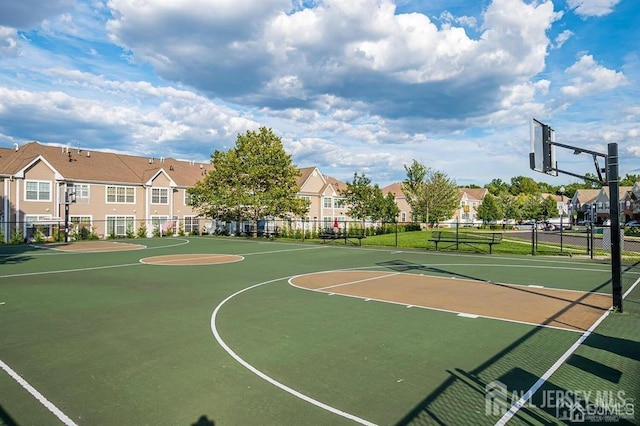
[[554, 30, 573, 49], [567, 0, 621, 18], [0, 0, 75, 28], [0, 26, 20, 58], [561, 54, 627, 98], [105, 0, 560, 122], [1, 0, 638, 187]]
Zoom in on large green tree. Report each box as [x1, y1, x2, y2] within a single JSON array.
[[402, 160, 429, 222], [485, 178, 510, 196], [188, 127, 309, 237], [620, 174, 640, 186], [540, 195, 559, 220], [476, 193, 503, 224], [510, 176, 539, 195], [521, 194, 542, 221], [402, 160, 458, 224], [339, 173, 380, 226], [497, 193, 523, 222]]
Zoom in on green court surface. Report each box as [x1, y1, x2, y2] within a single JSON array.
[[1, 237, 638, 425]]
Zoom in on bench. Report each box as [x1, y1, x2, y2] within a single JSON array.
[[319, 228, 367, 246], [429, 231, 503, 254]]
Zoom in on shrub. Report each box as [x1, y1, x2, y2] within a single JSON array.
[[9, 229, 24, 244], [137, 222, 148, 238], [126, 224, 136, 239], [33, 227, 47, 243], [87, 227, 100, 240]]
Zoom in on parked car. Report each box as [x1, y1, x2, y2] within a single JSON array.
[[544, 219, 571, 231], [514, 221, 544, 230], [624, 220, 640, 227]]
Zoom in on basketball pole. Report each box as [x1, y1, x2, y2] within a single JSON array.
[[608, 143, 623, 312], [63, 189, 76, 244], [530, 118, 623, 313]]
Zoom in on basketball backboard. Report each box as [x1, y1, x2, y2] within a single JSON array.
[[529, 118, 557, 176]]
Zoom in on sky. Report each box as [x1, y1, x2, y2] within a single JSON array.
[[0, 0, 638, 188]]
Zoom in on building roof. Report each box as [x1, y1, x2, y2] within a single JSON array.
[[381, 182, 405, 197], [0, 142, 210, 187], [458, 188, 487, 201]]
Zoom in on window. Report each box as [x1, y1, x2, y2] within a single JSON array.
[[106, 216, 135, 236], [323, 197, 333, 208], [184, 216, 198, 234], [69, 183, 90, 201], [184, 190, 192, 206], [401, 212, 406, 222], [70, 216, 92, 225], [25, 215, 53, 238], [25, 181, 51, 201], [106, 186, 135, 203], [70, 216, 92, 238], [334, 197, 346, 208], [151, 216, 169, 234], [152, 188, 169, 204]]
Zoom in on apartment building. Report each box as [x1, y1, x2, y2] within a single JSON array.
[[568, 186, 635, 224], [0, 142, 370, 241], [0, 142, 212, 241]]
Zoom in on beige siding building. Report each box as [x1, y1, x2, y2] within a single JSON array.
[[0, 142, 209, 240], [0, 142, 364, 241]]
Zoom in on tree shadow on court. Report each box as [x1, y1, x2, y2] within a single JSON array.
[[583, 333, 640, 362], [0, 404, 18, 426], [377, 259, 614, 316], [191, 415, 215, 426], [393, 262, 640, 425], [0, 244, 40, 266], [376, 259, 485, 282]]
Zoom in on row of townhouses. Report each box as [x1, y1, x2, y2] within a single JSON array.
[[1, 142, 636, 242]]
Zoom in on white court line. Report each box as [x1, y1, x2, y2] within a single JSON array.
[[295, 283, 585, 334], [495, 276, 640, 425], [210, 276, 377, 426], [317, 272, 400, 291], [0, 359, 77, 426], [0, 262, 142, 279], [288, 272, 589, 333], [0, 244, 318, 278], [240, 246, 327, 256], [139, 254, 244, 265]]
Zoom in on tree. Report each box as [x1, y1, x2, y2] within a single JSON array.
[[340, 173, 378, 225], [510, 176, 539, 195], [402, 160, 429, 222], [402, 160, 458, 224], [425, 171, 459, 224], [583, 173, 603, 189], [378, 192, 400, 223], [540, 195, 559, 220], [620, 174, 640, 186], [521, 194, 542, 221], [485, 178, 510, 196], [188, 127, 309, 237], [498, 193, 522, 222], [476, 193, 502, 224]]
